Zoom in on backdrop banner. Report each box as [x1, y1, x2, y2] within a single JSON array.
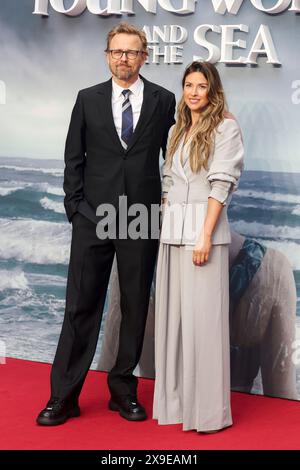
[[0, 0, 299, 401]]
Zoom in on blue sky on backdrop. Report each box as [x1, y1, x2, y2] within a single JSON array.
[[0, 0, 299, 171]]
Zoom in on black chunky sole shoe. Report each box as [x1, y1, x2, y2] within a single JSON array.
[[36, 399, 80, 426]]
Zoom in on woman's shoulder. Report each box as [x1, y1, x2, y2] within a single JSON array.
[[216, 116, 241, 134]]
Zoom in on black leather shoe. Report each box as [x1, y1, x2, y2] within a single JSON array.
[[108, 395, 147, 421], [36, 397, 80, 426]]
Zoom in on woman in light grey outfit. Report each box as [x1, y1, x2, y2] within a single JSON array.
[[152, 62, 244, 432]]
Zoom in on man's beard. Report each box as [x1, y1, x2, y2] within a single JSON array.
[[111, 64, 134, 80]]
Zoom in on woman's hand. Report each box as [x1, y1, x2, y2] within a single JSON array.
[[193, 232, 212, 266], [192, 197, 223, 265]]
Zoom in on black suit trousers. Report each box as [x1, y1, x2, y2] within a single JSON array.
[[50, 212, 158, 402]]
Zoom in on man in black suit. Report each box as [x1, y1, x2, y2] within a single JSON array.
[[36, 23, 175, 426]]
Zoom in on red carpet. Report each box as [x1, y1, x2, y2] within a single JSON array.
[[1, 358, 300, 450]]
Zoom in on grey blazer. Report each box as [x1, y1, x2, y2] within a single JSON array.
[[160, 118, 244, 245]]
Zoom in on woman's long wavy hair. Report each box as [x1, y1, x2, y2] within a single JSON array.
[[167, 61, 227, 173]]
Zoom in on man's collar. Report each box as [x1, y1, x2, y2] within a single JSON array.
[[112, 75, 143, 98]]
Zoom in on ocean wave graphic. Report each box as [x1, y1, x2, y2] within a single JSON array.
[[292, 206, 300, 216], [0, 181, 64, 197], [40, 197, 65, 214], [0, 218, 71, 264], [231, 220, 300, 241], [0, 164, 63, 177], [236, 189, 300, 205], [0, 269, 29, 291], [0, 182, 33, 196]]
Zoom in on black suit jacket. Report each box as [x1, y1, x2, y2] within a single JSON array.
[[63, 75, 176, 224]]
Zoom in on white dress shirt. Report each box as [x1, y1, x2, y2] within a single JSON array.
[[111, 76, 144, 141]]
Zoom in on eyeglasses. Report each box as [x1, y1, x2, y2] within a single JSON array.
[[107, 49, 145, 60]]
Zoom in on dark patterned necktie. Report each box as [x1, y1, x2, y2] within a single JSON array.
[[121, 89, 133, 149]]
